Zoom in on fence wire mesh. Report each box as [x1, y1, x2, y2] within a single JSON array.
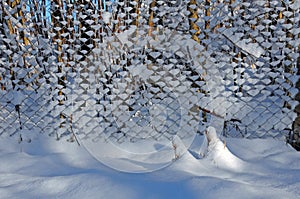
[[0, 0, 299, 150]]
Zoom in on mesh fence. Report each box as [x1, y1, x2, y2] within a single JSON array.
[[0, 0, 299, 149]]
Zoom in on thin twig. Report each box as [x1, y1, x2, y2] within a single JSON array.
[[198, 106, 224, 119], [70, 115, 80, 146]]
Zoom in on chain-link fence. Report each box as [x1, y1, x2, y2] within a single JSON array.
[[0, 0, 299, 151]]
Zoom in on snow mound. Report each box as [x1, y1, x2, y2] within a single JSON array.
[[201, 126, 245, 171]]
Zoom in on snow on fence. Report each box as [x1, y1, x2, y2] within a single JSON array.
[[0, 0, 299, 149]]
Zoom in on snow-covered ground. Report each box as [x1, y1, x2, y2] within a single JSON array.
[[0, 132, 300, 199]]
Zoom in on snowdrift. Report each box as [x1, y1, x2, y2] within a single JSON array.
[[0, 131, 300, 199]]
